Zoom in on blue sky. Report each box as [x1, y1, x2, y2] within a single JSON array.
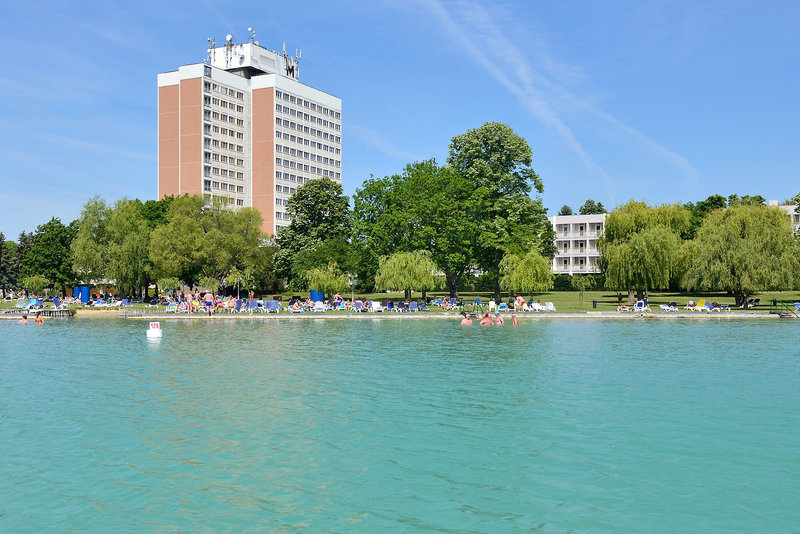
[[2, 0, 798, 238]]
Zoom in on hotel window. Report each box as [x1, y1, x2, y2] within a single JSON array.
[[203, 180, 211, 191], [237, 132, 243, 139], [237, 159, 244, 166], [204, 166, 211, 177], [213, 98, 219, 105], [275, 184, 282, 192], [276, 212, 283, 220], [276, 90, 282, 98], [204, 96, 211, 105], [237, 119, 243, 126], [236, 199, 244, 206], [290, 96, 296, 103], [212, 126, 219, 133], [212, 181, 219, 189], [237, 92, 243, 99]]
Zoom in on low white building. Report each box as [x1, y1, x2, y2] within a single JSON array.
[[547, 213, 606, 274], [771, 201, 800, 234]]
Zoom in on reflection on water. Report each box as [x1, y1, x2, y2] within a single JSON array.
[[1, 318, 799, 532]]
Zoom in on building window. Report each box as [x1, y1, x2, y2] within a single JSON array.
[[203, 180, 211, 191]]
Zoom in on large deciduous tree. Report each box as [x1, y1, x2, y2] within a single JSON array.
[[71, 196, 111, 284], [600, 201, 689, 301], [0, 233, 16, 297], [20, 217, 77, 296], [353, 160, 477, 297], [447, 122, 549, 299], [275, 178, 352, 285], [105, 199, 152, 297], [150, 195, 264, 287], [683, 205, 800, 308]]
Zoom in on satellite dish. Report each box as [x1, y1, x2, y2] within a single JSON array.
[[248, 27, 252, 32], [226, 34, 233, 41]]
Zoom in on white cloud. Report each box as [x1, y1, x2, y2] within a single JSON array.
[[349, 124, 419, 161]]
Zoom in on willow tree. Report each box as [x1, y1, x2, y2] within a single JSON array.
[[683, 205, 800, 308], [600, 201, 689, 301], [304, 261, 350, 296], [374, 250, 441, 299], [499, 249, 553, 298]]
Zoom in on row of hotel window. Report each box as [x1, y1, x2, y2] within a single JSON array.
[[275, 145, 340, 165], [204, 110, 244, 127], [204, 82, 244, 101], [203, 95, 245, 114], [276, 141, 339, 155], [204, 138, 244, 153], [276, 129, 341, 147], [276, 185, 297, 195], [276, 118, 338, 141], [204, 166, 244, 179], [276, 158, 340, 177], [275, 212, 292, 221], [204, 153, 244, 166], [275, 104, 340, 131], [204, 123, 244, 139], [275, 90, 339, 119]]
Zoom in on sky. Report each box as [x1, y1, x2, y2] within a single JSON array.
[[2, 0, 799, 238]]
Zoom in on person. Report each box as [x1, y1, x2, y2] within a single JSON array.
[[460, 312, 472, 325], [512, 314, 518, 326], [479, 312, 494, 326], [495, 312, 504, 325], [617, 293, 623, 306], [17, 314, 28, 325], [515, 295, 525, 311], [34, 311, 44, 325], [204, 291, 213, 316]]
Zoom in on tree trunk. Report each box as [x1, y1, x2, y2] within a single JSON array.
[[446, 273, 459, 298], [422, 290, 427, 300], [404, 289, 411, 300], [627, 289, 635, 304], [493, 275, 501, 302]]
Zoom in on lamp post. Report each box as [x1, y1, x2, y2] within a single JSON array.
[[349, 276, 357, 303]]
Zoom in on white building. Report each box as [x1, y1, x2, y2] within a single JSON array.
[[548, 213, 606, 274], [157, 32, 342, 235], [771, 201, 800, 233]]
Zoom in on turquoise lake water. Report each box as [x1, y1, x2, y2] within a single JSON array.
[[1, 317, 799, 532]]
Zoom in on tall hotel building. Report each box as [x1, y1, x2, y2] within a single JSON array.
[[158, 34, 342, 234]]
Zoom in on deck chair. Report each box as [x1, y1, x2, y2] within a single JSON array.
[[488, 301, 496, 312], [544, 302, 557, 312], [352, 301, 365, 312], [409, 301, 419, 312], [313, 301, 326, 312], [633, 300, 650, 312], [497, 302, 509, 312], [472, 298, 483, 313], [51, 297, 65, 310]]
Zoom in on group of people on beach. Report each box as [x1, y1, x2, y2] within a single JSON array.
[[460, 311, 518, 326], [17, 311, 44, 325]]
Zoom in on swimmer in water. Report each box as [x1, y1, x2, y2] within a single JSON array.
[[460, 313, 473, 325], [18, 314, 28, 325], [34, 311, 44, 325], [512, 314, 518, 326], [479, 312, 494, 325], [495, 312, 504, 325]]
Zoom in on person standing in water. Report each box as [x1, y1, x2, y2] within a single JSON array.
[[460, 313, 473, 325], [495, 312, 504, 325], [204, 291, 214, 316], [17, 314, 28, 325], [511, 314, 518, 326], [34, 311, 44, 325]]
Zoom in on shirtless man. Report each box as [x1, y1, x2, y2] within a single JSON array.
[[204, 291, 213, 316], [479, 312, 494, 325], [460, 313, 473, 325], [511, 314, 518, 326], [17, 314, 28, 325], [34, 311, 44, 325]]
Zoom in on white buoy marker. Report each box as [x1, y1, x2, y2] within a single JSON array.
[[147, 321, 163, 338]]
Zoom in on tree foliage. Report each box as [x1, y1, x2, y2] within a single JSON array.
[[579, 199, 607, 215], [374, 250, 442, 298], [0, 234, 17, 296], [499, 249, 553, 296], [20, 274, 51, 296], [600, 201, 689, 297], [784, 192, 800, 206], [447, 122, 550, 298], [682, 194, 727, 239], [20, 217, 77, 295], [304, 261, 350, 295], [150, 195, 264, 286], [683, 205, 800, 307], [105, 199, 152, 297], [558, 205, 573, 216]]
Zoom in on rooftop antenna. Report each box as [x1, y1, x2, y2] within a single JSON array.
[[282, 43, 302, 80], [248, 27, 256, 43], [206, 38, 216, 64], [224, 33, 234, 68]]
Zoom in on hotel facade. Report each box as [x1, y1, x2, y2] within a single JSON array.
[[547, 213, 606, 274], [157, 35, 342, 234]]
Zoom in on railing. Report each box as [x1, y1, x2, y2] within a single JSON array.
[[555, 231, 603, 239]]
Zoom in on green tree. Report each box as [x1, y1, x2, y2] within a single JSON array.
[[683, 205, 800, 308], [20, 274, 51, 296], [558, 205, 573, 216], [14, 231, 34, 284], [353, 160, 478, 297], [275, 178, 351, 283], [374, 250, 442, 299], [150, 195, 264, 287], [682, 194, 727, 240], [579, 199, 607, 215], [499, 249, 553, 297], [784, 192, 800, 205], [105, 199, 152, 298], [242, 244, 281, 295], [156, 277, 182, 298], [448, 122, 549, 299], [304, 261, 350, 295], [600, 201, 689, 301], [20, 218, 77, 296], [0, 233, 16, 297], [71, 196, 111, 284], [727, 194, 765, 206], [140, 196, 177, 229]]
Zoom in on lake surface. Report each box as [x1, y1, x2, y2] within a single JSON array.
[[1, 317, 799, 532]]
